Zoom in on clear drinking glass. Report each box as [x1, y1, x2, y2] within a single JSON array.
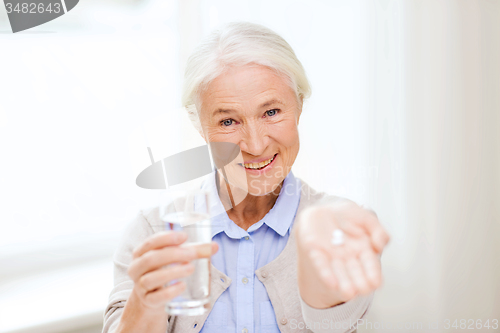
[[159, 189, 212, 316]]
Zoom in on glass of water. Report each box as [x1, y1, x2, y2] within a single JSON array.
[[159, 189, 213, 316]]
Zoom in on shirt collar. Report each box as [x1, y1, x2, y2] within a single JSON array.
[[198, 170, 301, 239], [261, 171, 301, 236]]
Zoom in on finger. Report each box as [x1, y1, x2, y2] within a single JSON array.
[[359, 249, 382, 289], [212, 241, 219, 255], [335, 219, 366, 238], [138, 262, 194, 294], [182, 242, 216, 258], [357, 212, 390, 253], [128, 245, 197, 281], [345, 257, 371, 295], [132, 231, 188, 259], [310, 249, 338, 290], [129, 240, 219, 281], [323, 205, 366, 238], [372, 227, 391, 254], [331, 258, 357, 300], [144, 280, 186, 307]]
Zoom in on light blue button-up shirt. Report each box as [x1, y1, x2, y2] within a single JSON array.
[[198, 170, 301, 333]]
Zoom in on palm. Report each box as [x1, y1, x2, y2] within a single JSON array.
[[294, 201, 389, 308]]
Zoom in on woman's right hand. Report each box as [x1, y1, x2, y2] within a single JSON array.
[[127, 230, 219, 311]]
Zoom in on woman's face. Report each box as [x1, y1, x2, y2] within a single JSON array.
[[199, 64, 302, 196]]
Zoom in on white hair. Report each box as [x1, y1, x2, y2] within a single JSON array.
[[181, 21, 312, 132]]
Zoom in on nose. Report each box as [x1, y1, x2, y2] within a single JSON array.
[[238, 121, 269, 157]]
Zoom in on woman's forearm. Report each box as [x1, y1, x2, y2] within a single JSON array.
[[116, 288, 169, 333]]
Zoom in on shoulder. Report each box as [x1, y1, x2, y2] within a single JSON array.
[[296, 177, 352, 214], [114, 205, 163, 258], [127, 205, 163, 234], [139, 205, 163, 233]]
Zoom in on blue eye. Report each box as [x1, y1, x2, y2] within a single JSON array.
[[222, 119, 234, 126], [266, 109, 278, 117]]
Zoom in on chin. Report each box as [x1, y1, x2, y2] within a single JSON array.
[[246, 178, 282, 196]]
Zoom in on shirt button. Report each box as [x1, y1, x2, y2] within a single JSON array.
[[242, 277, 248, 284], [280, 317, 288, 325], [244, 236, 249, 240], [242, 328, 248, 333], [261, 271, 268, 278]]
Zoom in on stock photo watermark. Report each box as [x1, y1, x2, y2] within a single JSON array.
[[3, 0, 79, 33], [290, 318, 499, 331]]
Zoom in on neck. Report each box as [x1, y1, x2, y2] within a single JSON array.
[[216, 171, 282, 231]]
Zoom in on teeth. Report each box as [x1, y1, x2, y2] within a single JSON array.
[[243, 156, 275, 169]]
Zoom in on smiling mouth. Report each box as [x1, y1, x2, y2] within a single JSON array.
[[240, 154, 278, 170]]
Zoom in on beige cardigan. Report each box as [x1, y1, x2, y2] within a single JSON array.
[[102, 179, 373, 333]]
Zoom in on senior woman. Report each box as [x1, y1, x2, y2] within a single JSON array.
[[103, 21, 389, 333]]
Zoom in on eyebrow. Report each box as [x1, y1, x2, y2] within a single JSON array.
[[212, 98, 285, 116], [259, 98, 284, 108]]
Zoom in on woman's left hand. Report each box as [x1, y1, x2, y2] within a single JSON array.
[[294, 200, 390, 309]]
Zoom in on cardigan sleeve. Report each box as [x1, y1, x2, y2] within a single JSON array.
[[102, 209, 167, 333], [298, 292, 373, 333]]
